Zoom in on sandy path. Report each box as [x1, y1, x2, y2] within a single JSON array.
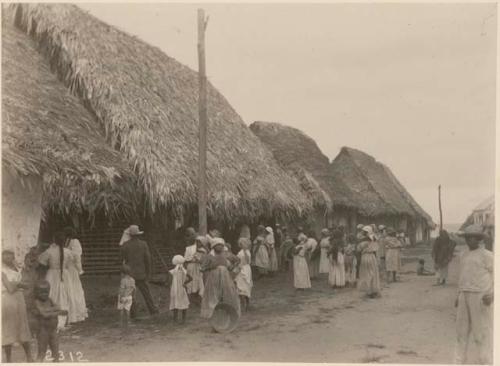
[[45, 244, 461, 363]]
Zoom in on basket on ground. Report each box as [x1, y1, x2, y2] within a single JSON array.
[[210, 303, 239, 333]]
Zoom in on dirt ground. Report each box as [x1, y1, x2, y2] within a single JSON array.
[[12, 242, 463, 363]]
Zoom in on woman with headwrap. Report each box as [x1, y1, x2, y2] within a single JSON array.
[[432, 230, 456, 286], [266, 227, 279, 274], [200, 238, 241, 319], [306, 231, 320, 280], [293, 234, 311, 290], [169, 255, 192, 324], [252, 225, 270, 279], [357, 226, 381, 298], [184, 236, 207, 300]]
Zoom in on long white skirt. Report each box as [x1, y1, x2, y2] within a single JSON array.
[[235, 264, 253, 298], [293, 256, 311, 289], [319, 248, 330, 274], [328, 253, 345, 287], [65, 266, 88, 323], [186, 262, 204, 296]]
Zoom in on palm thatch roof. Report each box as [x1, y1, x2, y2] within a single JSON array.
[[330, 147, 434, 226], [249, 121, 356, 212], [2, 10, 136, 219], [11, 3, 311, 221]]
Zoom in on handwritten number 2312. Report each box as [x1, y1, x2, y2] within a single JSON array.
[[46, 350, 88, 362]]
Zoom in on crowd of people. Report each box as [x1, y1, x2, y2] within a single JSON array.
[[2, 221, 493, 364]]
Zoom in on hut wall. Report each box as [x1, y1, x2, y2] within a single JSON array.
[[2, 168, 43, 265]]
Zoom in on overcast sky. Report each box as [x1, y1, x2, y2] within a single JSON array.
[[79, 3, 496, 225]]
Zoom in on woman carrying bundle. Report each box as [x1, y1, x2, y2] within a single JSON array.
[[357, 226, 381, 298], [200, 238, 241, 319], [252, 225, 270, 279], [184, 236, 207, 302], [318, 229, 331, 274], [293, 234, 311, 290]]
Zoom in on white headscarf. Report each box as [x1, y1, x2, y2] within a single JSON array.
[[172, 255, 187, 272], [119, 229, 132, 246]]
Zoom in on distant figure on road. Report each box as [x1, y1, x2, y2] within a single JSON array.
[[455, 224, 493, 365], [120, 225, 159, 318], [357, 226, 381, 298], [432, 230, 456, 286], [384, 228, 403, 283]]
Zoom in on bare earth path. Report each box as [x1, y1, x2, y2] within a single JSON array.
[[42, 244, 460, 363]]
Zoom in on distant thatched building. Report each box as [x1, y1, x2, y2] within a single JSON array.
[[330, 147, 435, 243], [460, 195, 494, 237], [2, 13, 132, 264], [250, 121, 358, 235], [5, 4, 311, 273]]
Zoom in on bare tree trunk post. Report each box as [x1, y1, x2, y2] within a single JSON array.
[[197, 9, 208, 235], [438, 185, 443, 232]]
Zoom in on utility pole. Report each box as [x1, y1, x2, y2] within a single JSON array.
[[197, 9, 208, 235], [438, 185, 443, 232]]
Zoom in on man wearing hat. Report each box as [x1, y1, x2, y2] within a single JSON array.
[[455, 224, 493, 364], [120, 225, 159, 318]]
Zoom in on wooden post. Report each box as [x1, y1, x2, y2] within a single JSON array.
[[197, 9, 208, 235], [438, 185, 443, 232]]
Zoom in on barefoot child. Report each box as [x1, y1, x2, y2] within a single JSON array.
[[169, 255, 192, 324], [117, 264, 135, 328], [33, 280, 68, 362], [235, 238, 253, 311]]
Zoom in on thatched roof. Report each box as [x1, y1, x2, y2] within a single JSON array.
[[330, 147, 434, 226], [11, 4, 310, 220], [2, 10, 136, 219], [249, 121, 356, 211], [460, 195, 494, 230]]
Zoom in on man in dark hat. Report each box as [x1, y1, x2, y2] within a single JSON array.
[[455, 224, 493, 364], [432, 229, 456, 286], [120, 225, 158, 318]]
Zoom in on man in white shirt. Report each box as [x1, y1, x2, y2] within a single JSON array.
[[455, 224, 493, 364]]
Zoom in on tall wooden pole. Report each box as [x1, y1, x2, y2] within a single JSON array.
[[438, 185, 443, 232], [197, 9, 208, 235]]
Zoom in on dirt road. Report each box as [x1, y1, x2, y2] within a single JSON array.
[[33, 243, 459, 363]]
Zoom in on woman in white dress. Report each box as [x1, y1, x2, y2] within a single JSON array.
[[266, 227, 278, 273], [38, 231, 74, 329], [64, 227, 88, 324], [328, 230, 346, 288], [252, 225, 270, 278], [293, 234, 311, 290], [235, 237, 253, 311], [184, 236, 206, 299], [318, 229, 331, 274]]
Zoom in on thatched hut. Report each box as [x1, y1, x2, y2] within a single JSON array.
[[330, 147, 435, 243], [8, 4, 311, 272], [2, 12, 133, 264], [250, 121, 359, 236], [460, 196, 494, 246]]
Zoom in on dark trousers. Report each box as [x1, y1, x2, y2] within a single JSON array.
[[130, 280, 158, 318]]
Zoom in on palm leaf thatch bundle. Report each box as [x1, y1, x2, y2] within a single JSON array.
[[331, 147, 434, 224], [11, 3, 310, 221], [250, 121, 356, 212], [2, 11, 136, 220]]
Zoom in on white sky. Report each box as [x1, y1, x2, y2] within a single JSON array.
[[79, 3, 496, 225]]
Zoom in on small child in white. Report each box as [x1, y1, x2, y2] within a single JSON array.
[[117, 264, 135, 329], [169, 255, 192, 324]]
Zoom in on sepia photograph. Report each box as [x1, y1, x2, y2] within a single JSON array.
[[1, 1, 496, 364]]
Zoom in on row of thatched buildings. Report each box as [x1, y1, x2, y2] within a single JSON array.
[[2, 4, 434, 274]]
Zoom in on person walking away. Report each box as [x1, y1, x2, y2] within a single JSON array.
[[306, 232, 320, 280], [2, 249, 33, 362], [184, 236, 206, 303], [432, 230, 456, 286], [318, 229, 331, 274], [200, 238, 241, 319], [357, 226, 381, 298], [293, 234, 311, 291], [252, 225, 270, 279], [235, 238, 253, 312], [120, 225, 159, 318], [344, 235, 358, 287], [169, 255, 192, 324], [63, 227, 88, 324], [117, 264, 135, 329], [455, 224, 493, 365], [32, 280, 67, 362], [328, 229, 346, 289], [384, 228, 403, 282], [37, 231, 74, 330], [266, 227, 279, 274]]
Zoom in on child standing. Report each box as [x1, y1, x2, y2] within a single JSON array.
[[169, 255, 192, 324], [33, 280, 68, 362], [117, 264, 136, 329], [235, 238, 253, 312], [293, 234, 311, 290]]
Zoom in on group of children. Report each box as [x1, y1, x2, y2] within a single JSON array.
[[2, 250, 67, 363]]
